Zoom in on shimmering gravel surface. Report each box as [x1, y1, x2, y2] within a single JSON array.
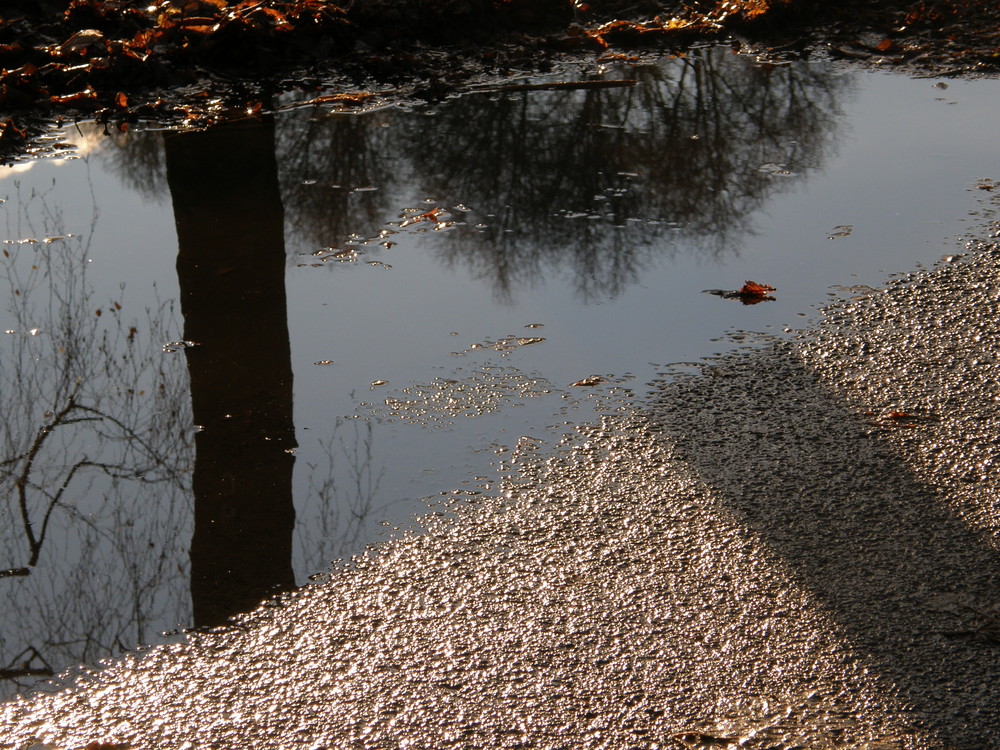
[[3, 216, 1000, 750]]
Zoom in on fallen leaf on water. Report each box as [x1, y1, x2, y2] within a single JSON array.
[[703, 280, 776, 305], [739, 280, 775, 297], [400, 207, 447, 227]]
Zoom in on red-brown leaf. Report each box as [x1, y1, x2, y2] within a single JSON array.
[[739, 280, 776, 297]]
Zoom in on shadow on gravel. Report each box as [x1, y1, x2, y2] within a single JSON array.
[[646, 335, 1000, 745]]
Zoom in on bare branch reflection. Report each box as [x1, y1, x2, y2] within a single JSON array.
[[99, 49, 849, 307], [277, 110, 397, 249], [295, 418, 395, 573], [0, 181, 192, 698], [267, 49, 849, 303], [402, 49, 849, 301]]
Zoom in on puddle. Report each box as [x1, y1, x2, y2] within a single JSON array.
[[1, 47, 999, 697]]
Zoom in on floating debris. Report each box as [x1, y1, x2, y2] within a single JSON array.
[[370, 367, 552, 427], [468, 336, 546, 353], [399, 207, 449, 228], [311, 247, 358, 262], [758, 162, 795, 177], [569, 376, 607, 387], [162, 340, 199, 352], [828, 224, 854, 239], [704, 281, 776, 305]]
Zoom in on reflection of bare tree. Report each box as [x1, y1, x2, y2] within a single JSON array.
[[403, 48, 850, 301], [89, 127, 169, 202], [98, 51, 849, 305], [295, 419, 392, 573], [0, 182, 192, 697], [93, 108, 399, 255], [276, 110, 397, 250]]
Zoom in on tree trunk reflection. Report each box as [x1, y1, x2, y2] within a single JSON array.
[[165, 119, 297, 628]]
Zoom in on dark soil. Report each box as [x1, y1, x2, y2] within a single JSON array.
[[1, 0, 998, 162]]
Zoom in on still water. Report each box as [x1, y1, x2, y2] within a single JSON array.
[[1, 47, 998, 696]]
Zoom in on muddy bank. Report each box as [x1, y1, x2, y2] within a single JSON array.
[[2, 0, 999, 162], [1, 177, 998, 749]]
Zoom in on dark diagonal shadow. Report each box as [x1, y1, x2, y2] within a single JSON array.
[[646, 313, 1000, 745]]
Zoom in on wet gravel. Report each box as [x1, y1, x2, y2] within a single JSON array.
[[2, 208, 1000, 749]]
